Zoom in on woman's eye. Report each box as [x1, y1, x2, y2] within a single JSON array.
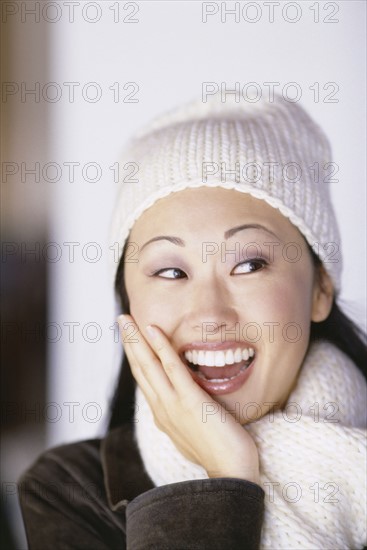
[[153, 268, 187, 279], [232, 259, 267, 275]]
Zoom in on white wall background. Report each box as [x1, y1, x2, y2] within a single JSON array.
[[47, 0, 366, 446]]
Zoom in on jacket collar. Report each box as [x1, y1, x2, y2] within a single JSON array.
[[100, 422, 154, 511]]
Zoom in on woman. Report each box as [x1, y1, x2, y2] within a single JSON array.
[[19, 94, 367, 549]]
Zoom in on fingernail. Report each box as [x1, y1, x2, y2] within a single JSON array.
[[117, 314, 128, 328], [146, 325, 157, 340]]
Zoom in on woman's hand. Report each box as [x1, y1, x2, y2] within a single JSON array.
[[118, 314, 260, 485]]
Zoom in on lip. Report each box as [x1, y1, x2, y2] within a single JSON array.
[[185, 356, 255, 395]]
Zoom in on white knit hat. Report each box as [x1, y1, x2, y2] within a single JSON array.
[[109, 93, 342, 292]]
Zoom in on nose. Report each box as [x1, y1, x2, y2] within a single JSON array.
[[183, 278, 238, 336]]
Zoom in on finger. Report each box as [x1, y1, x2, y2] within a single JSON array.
[[117, 315, 173, 396], [121, 336, 156, 403], [145, 324, 204, 399]]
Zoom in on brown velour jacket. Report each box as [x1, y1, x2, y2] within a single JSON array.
[[18, 422, 265, 549]]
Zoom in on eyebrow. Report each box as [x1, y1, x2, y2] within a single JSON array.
[[140, 224, 280, 252], [224, 223, 280, 240]]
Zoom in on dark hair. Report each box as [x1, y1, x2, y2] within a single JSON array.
[[108, 242, 367, 430]]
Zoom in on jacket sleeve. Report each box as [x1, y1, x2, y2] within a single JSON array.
[[19, 443, 264, 550], [126, 478, 264, 550], [18, 446, 126, 550]]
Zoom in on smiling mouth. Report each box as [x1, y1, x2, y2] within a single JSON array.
[[181, 347, 255, 382]]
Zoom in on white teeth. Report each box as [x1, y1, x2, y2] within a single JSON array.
[[198, 350, 205, 366], [184, 346, 255, 367], [234, 348, 242, 363], [215, 351, 225, 367]]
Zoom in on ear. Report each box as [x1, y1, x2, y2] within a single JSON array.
[[311, 265, 334, 322]]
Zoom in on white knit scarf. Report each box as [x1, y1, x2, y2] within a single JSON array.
[[134, 340, 367, 550]]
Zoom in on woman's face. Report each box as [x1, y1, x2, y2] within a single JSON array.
[[124, 187, 332, 424]]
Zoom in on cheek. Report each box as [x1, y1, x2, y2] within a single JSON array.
[[125, 270, 180, 331], [243, 283, 312, 320], [268, 279, 313, 321], [130, 293, 171, 326], [240, 272, 314, 346]]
